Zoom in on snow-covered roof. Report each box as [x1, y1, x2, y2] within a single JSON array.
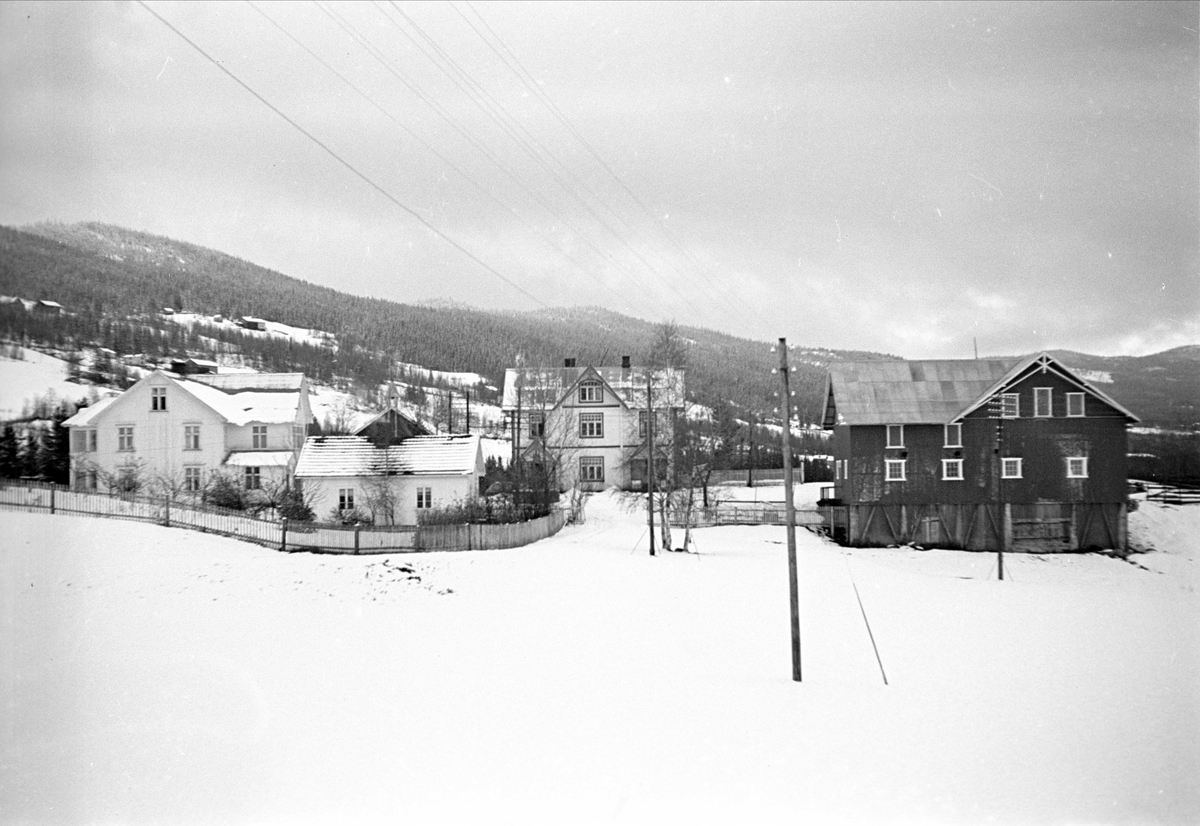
[[189, 373, 305, 392], [61, 395, 119, 427], [176, 378, 303, 426], [501, 365, 685, 410], [295, 434, 480, 478], [224, 450, 296, 467]]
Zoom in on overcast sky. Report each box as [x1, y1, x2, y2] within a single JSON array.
[[1, 1, 1196, 358]]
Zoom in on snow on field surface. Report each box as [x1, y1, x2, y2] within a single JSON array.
[[3, 498, 1197, 824], [0, 348, 93, 419]]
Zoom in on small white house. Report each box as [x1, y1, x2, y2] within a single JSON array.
[[294, 434, 485, 525], [63, 370, 313, 495]]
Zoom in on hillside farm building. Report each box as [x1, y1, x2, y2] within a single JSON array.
[[820, 353, 1138, 552]]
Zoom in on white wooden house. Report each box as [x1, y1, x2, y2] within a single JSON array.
[[501, 357, 685, 492], [63, 370, 313, 495], [294, 434, 484, 525]]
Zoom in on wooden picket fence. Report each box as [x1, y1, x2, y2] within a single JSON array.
[[0, 481, 568, 554]]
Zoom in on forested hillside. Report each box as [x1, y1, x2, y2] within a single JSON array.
[[0, 222, 891, 418], [2, 221, 1196, 430]]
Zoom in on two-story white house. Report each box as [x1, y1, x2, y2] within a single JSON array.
[[63, 370, 313, 496], [501, 357, 685, 492]]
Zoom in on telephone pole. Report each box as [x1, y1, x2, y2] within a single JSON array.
[[647, 370, 656, 556], [779, 338, 801, 682]]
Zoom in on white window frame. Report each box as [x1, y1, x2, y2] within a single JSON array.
[[578, 380, 602, 404], [1000, 393, 1020, 419], [117, 425, 134, 452], [184, 466, 202, 492], [528, 412, 545, 438], [886, 424, 904, 448], [580, 456, 605, 483], [944, 423, 962, 448], [184, 424, 201, 451], [151, 386, 167, 412], [416, 487, 432, 509], [942, 458, 964, 481], [1034, 387, 1053, 418], [244, 466, 262, 490], [1066, 392, 1085, 418], [1002, 458, 1023, 479], [1067, 457, 1088, 479], [579, 412, 604, 438], [339, 488, 355, 511], [885, 459, 906, 482], [73, 428, 97, 453], [252, 425, 268, 449]]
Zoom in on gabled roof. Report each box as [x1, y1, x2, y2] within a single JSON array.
[[295, 434, 481, 478], [62, 370, 307, 428], [823, 353, 1139, 426], [501, 365, 685, 410]]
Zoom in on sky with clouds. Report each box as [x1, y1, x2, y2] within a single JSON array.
[[1, 1, 1196, 358]]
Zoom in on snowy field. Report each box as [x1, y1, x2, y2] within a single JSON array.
[[0, 348, 93, 419], [2, 494, 1197, 824]]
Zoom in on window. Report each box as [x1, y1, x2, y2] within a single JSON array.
[[339, 488, 355, 511], [835, 460, 841, 481], [72, 429, 97, 453], [244, 466, 261, 490], [578, 380, 602, 403], [151, 386, 167, 411], [184, 424, 200, 451], [886, 425, 904, 448], [184, 466, 202, 492], [1034, 387, 1052, 417], [1067, 457, 1088, 479], [252, 425, 268, 449], [1000, 393, 1020, 419], [1002, 458, 1023, 479], [885, 459, 906, 482], [1067, 393, 1085, 418], [944, 423, 962, 448], [639, 410, 648, 438], [293, 425, 306, 448], [79, 469, 97, 490], [117, 425, 134, 452], [579, 412, 604, 438], [416, 487, 432, 509], [580, 456, 605, 482], [942, 459, 964, 481], [528, 413, 545, 439]]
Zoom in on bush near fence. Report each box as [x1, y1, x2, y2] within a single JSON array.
[[0, 481, 568, 554]]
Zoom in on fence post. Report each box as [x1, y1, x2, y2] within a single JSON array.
[[354, 523, 360, 555], [163, 493, 170, 527], [50, 486, 55, 515], [280, 517, 288, 553]]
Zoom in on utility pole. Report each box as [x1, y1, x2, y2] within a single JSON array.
[[647, 370, 656, 556], [779, 338, 801, 682], [465, 389, 471, 435], [747, 411, 756, 487]]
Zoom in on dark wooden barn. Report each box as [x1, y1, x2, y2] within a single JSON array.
[[820, 353, 1139, 552]]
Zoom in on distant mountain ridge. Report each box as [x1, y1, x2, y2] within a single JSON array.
[[1, 221, 1196, 428]]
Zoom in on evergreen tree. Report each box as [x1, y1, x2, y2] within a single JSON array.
[[0, 425, 19, 479]]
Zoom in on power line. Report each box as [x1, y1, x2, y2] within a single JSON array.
[[136, 0, 547, 309]]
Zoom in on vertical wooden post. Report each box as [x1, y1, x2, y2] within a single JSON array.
[[280, 516, 288, 552], [354, 523, 360, 555], [779, 338, 801, 683], [647, 370, 656, 556], [163, 493, 170, 527], [50, 485, 56, 515]]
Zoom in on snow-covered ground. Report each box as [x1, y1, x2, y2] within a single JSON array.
[[164, 312, 338, 350], [0, 347, 95, 419], [2, 494, 1196, 824]]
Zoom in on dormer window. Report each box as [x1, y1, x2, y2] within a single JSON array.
[[151, 387, 167, 411], [578, 380, 602, 404], [886, 425, 904, 448]]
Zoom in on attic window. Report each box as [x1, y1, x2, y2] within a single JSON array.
[[1067, 393, 1085, 417], [944, 423, 962, 448], [579, 380, 602, 403], [886, 425, 904, 448], [1034, 387, 1053, 418], [151, 387, 167, 412]]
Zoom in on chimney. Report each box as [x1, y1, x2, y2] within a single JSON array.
[[564, 358, 576, 368], [621, 355, 631, 369]]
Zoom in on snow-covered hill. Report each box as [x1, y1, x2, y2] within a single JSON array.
[[3, 495, 1195, 823]]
